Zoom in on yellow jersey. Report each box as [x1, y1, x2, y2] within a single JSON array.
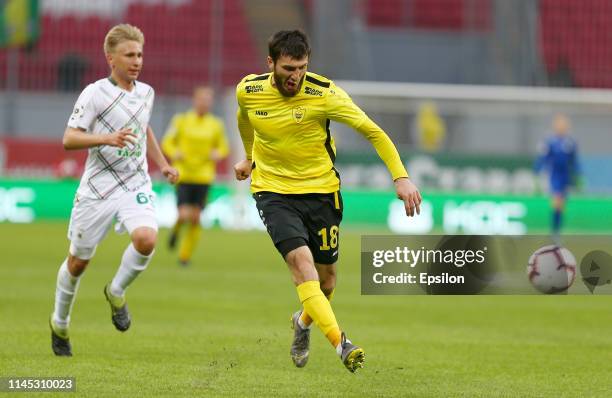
[[162, 110, 229, 184], [236, 71, 408, 194]]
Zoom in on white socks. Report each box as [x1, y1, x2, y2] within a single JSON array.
[[110, 243, 152, 297], [52, 259, 81, 329], [52, 244, 152, 328]]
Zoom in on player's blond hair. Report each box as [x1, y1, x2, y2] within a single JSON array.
[[193, 85, 214, 96], [104, 24, 144, 54]]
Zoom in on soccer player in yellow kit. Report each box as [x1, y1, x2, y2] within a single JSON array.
[[234, 30, 422, 372], [162, 86, 228, 266]]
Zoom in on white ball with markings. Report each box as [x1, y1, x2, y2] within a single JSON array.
[[527, 245, 577, 294]]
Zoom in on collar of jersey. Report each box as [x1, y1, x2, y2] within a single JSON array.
[[108, 76, 137, 93], [188, 110, 210, 120]]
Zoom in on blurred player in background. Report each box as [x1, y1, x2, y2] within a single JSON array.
[[416, 101, 446, 153], [162, 86, 228, 266], [234, 30, 422, 372], [49, 24, 179, 356], [535, 113, 581, 241]]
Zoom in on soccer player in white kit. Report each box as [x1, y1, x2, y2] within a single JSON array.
[[49, 24, 179, 356]]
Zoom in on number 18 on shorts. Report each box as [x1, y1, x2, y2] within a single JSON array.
[[254, 191, 343, 265]]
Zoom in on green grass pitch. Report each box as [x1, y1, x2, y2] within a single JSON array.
[[1, 223, 611, 397]]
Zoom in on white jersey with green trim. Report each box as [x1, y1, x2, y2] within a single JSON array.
[[67, 78, 155, 199]]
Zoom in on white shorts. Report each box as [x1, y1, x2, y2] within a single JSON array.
[[67, 188, 158, 249]]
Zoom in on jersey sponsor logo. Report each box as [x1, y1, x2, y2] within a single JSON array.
[[255, 110, 269, 117], [117, 125, 143, 158], [117, 145, 142, 158], [292, 106, 306, 124], [305, 86, 323, 97], [246, 84, 264, 94]]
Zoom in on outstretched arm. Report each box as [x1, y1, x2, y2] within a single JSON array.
[[147, 126, 179, 184], [356, 118, 422, 216], [326, 82, 422, 216]]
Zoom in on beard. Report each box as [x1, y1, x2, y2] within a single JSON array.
[[273, 73, 304, 97]]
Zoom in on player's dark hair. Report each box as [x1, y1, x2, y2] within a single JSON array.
[[268, 30, 311, 62]]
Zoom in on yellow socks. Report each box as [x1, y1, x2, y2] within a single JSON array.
[[178, 224, 201, 263], [300, 289, 334, 327], [296, 281, 342, 347]]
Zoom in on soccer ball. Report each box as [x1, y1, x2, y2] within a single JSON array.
[[527, 245, 577, 294]]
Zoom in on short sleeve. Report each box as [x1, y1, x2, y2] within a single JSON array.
[[67, 84, 97, 131]]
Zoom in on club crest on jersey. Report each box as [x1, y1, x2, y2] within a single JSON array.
[[292, 106, 306, 124]]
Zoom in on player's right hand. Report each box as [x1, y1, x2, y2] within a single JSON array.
[[234, 159, 252, 181], [104, 128, 137, 148]]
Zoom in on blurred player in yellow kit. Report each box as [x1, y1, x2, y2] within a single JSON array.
[[234, 30, 422, 372], [162, 86, 228, 266]]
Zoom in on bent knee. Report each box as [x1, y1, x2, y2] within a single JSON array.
[[131, 227, 157, 255], [67, 254, 90, 276], [285, 245, 313, 267]]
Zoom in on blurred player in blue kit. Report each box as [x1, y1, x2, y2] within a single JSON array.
[[534, 113, 581, 240]]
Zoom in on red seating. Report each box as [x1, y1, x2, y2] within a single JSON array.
[[365, 0, 491, 31], [539, 0, 612, 88], [366, 0, 405, 27], [1, 0, 258, 94]]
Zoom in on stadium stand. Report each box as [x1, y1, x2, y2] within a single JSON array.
[[539, 0, 612, 88], [365, 0, 490, 31], [3, 0, 259, 94]]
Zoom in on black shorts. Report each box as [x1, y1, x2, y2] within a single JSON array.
[[176, 183, 210, 207], [253, 191, 343, 265]]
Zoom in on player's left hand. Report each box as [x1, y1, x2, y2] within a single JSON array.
[[394, 177, 422, 217], [162, 165, 179, 184]]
